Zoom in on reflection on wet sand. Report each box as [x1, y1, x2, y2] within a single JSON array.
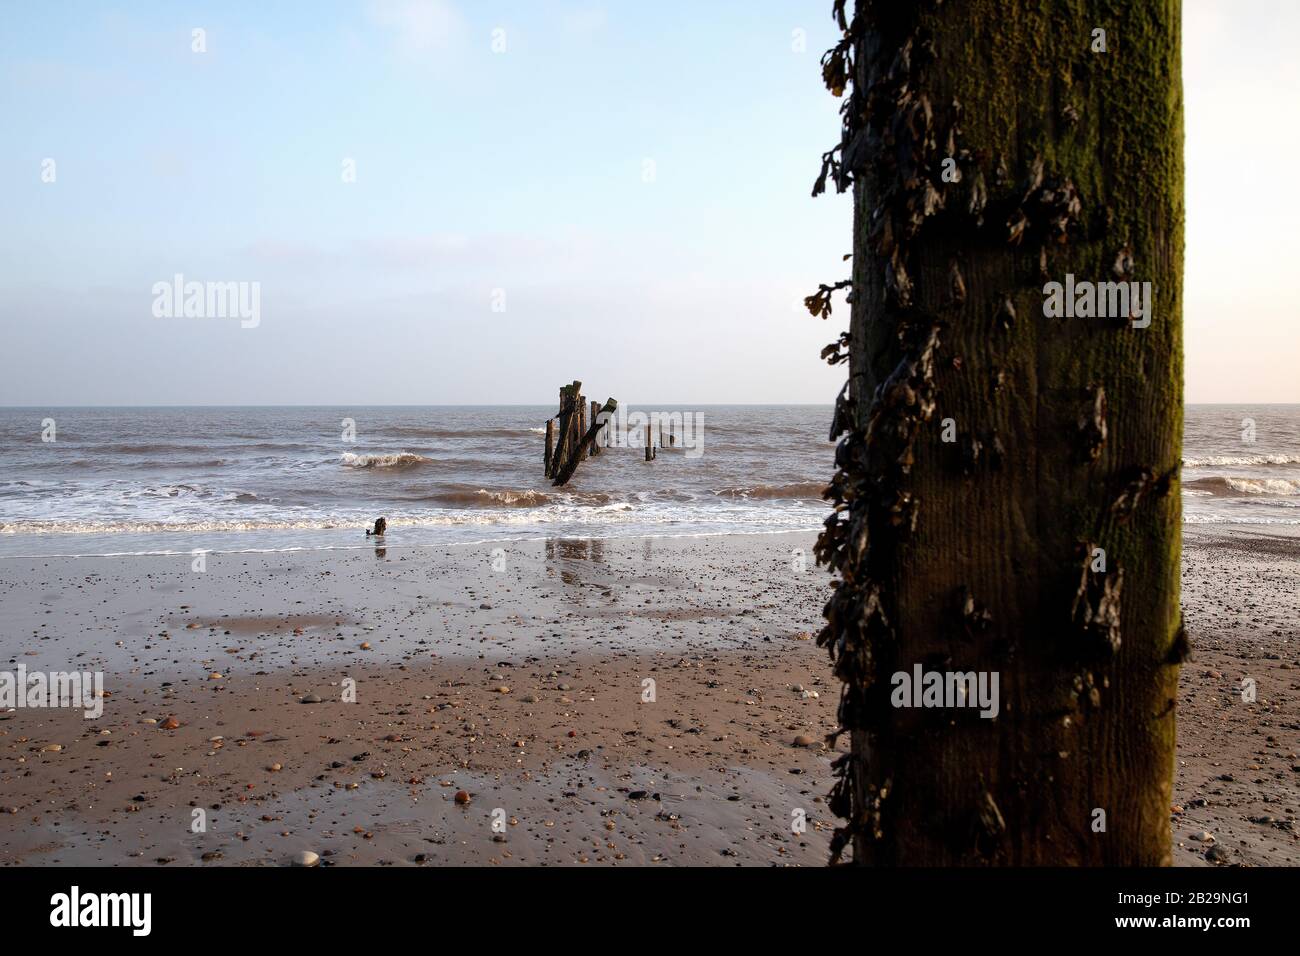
[[545, 537, 608, 595]]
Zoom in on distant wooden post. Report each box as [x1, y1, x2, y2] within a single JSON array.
[[669, 417, 676, 447], [551, 398, 618, 486], [645, 422, 655, 461], [589, 400, 601, 456], [544, 384, 616, 485], [551, 381, 581, 478], [579, 399, 588, 456]]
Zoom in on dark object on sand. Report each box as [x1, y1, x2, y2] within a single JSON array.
[[366, 517, 387, 537]]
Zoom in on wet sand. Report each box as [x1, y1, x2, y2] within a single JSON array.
[[0, 528, 1295, 866], [1172, 526, 1300, 866], [0, 533, 838, 866]]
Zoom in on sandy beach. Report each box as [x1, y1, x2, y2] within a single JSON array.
[[0, 528, 1295, 866]]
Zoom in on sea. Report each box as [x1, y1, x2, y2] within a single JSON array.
[[0, 404, 1296, 558]]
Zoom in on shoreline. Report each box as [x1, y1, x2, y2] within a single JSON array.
[[0, 526, 824, 561], [5, 518, 1296, 562]]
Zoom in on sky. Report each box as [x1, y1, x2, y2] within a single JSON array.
[[0, 0, 1294, 406]]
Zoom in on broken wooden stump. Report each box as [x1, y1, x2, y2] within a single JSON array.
[[551, 397, 617, 486], [547, 381, 584, 481]]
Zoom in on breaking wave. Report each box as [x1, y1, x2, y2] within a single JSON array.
[[1183, 476, 1300, 497], [713, 481, 827, 500], [1183, 454, 1300, 467], [339, 452, 431, 470]]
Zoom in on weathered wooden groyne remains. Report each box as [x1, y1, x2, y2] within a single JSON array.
[[544, 381, 617, 486]]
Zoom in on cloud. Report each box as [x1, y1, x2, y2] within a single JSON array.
[[368, 0, 466, 58]]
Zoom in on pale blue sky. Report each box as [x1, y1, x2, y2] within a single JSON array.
[[1, 1, 1294, 404]]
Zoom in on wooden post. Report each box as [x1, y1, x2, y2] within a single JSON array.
[[670, 417, 676, 447], [551, 398, 618, 486], [578, 395, 588, 457], [589, 400, 601, 456], [553, 381, 581, 477], [544, 419, 554, 475], [645, 421, 654, 461]]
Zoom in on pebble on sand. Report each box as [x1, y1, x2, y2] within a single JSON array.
[[292, 851, 320, 867], [160, 717, 181, 730], [454, 790, 472, 805]]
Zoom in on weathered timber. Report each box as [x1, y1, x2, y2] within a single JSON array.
[[811, 0, 1183, 866], [579, 400, 589, 457], [549, 381, 582, 480], [551, 398, 618, 486]]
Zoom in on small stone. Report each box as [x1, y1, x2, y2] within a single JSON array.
[[454, 790, 471, 805], [300, 694, 322, 704], [292, 850, 320, 867], [1205, 844, 1231, 863], [160, 717, 181, 730], [269, 763, 282, 772], [496, 686, 510, 694], [793, 735, 817, 748], [40, 744, 63, 752], [359, 642, 371, 650]]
